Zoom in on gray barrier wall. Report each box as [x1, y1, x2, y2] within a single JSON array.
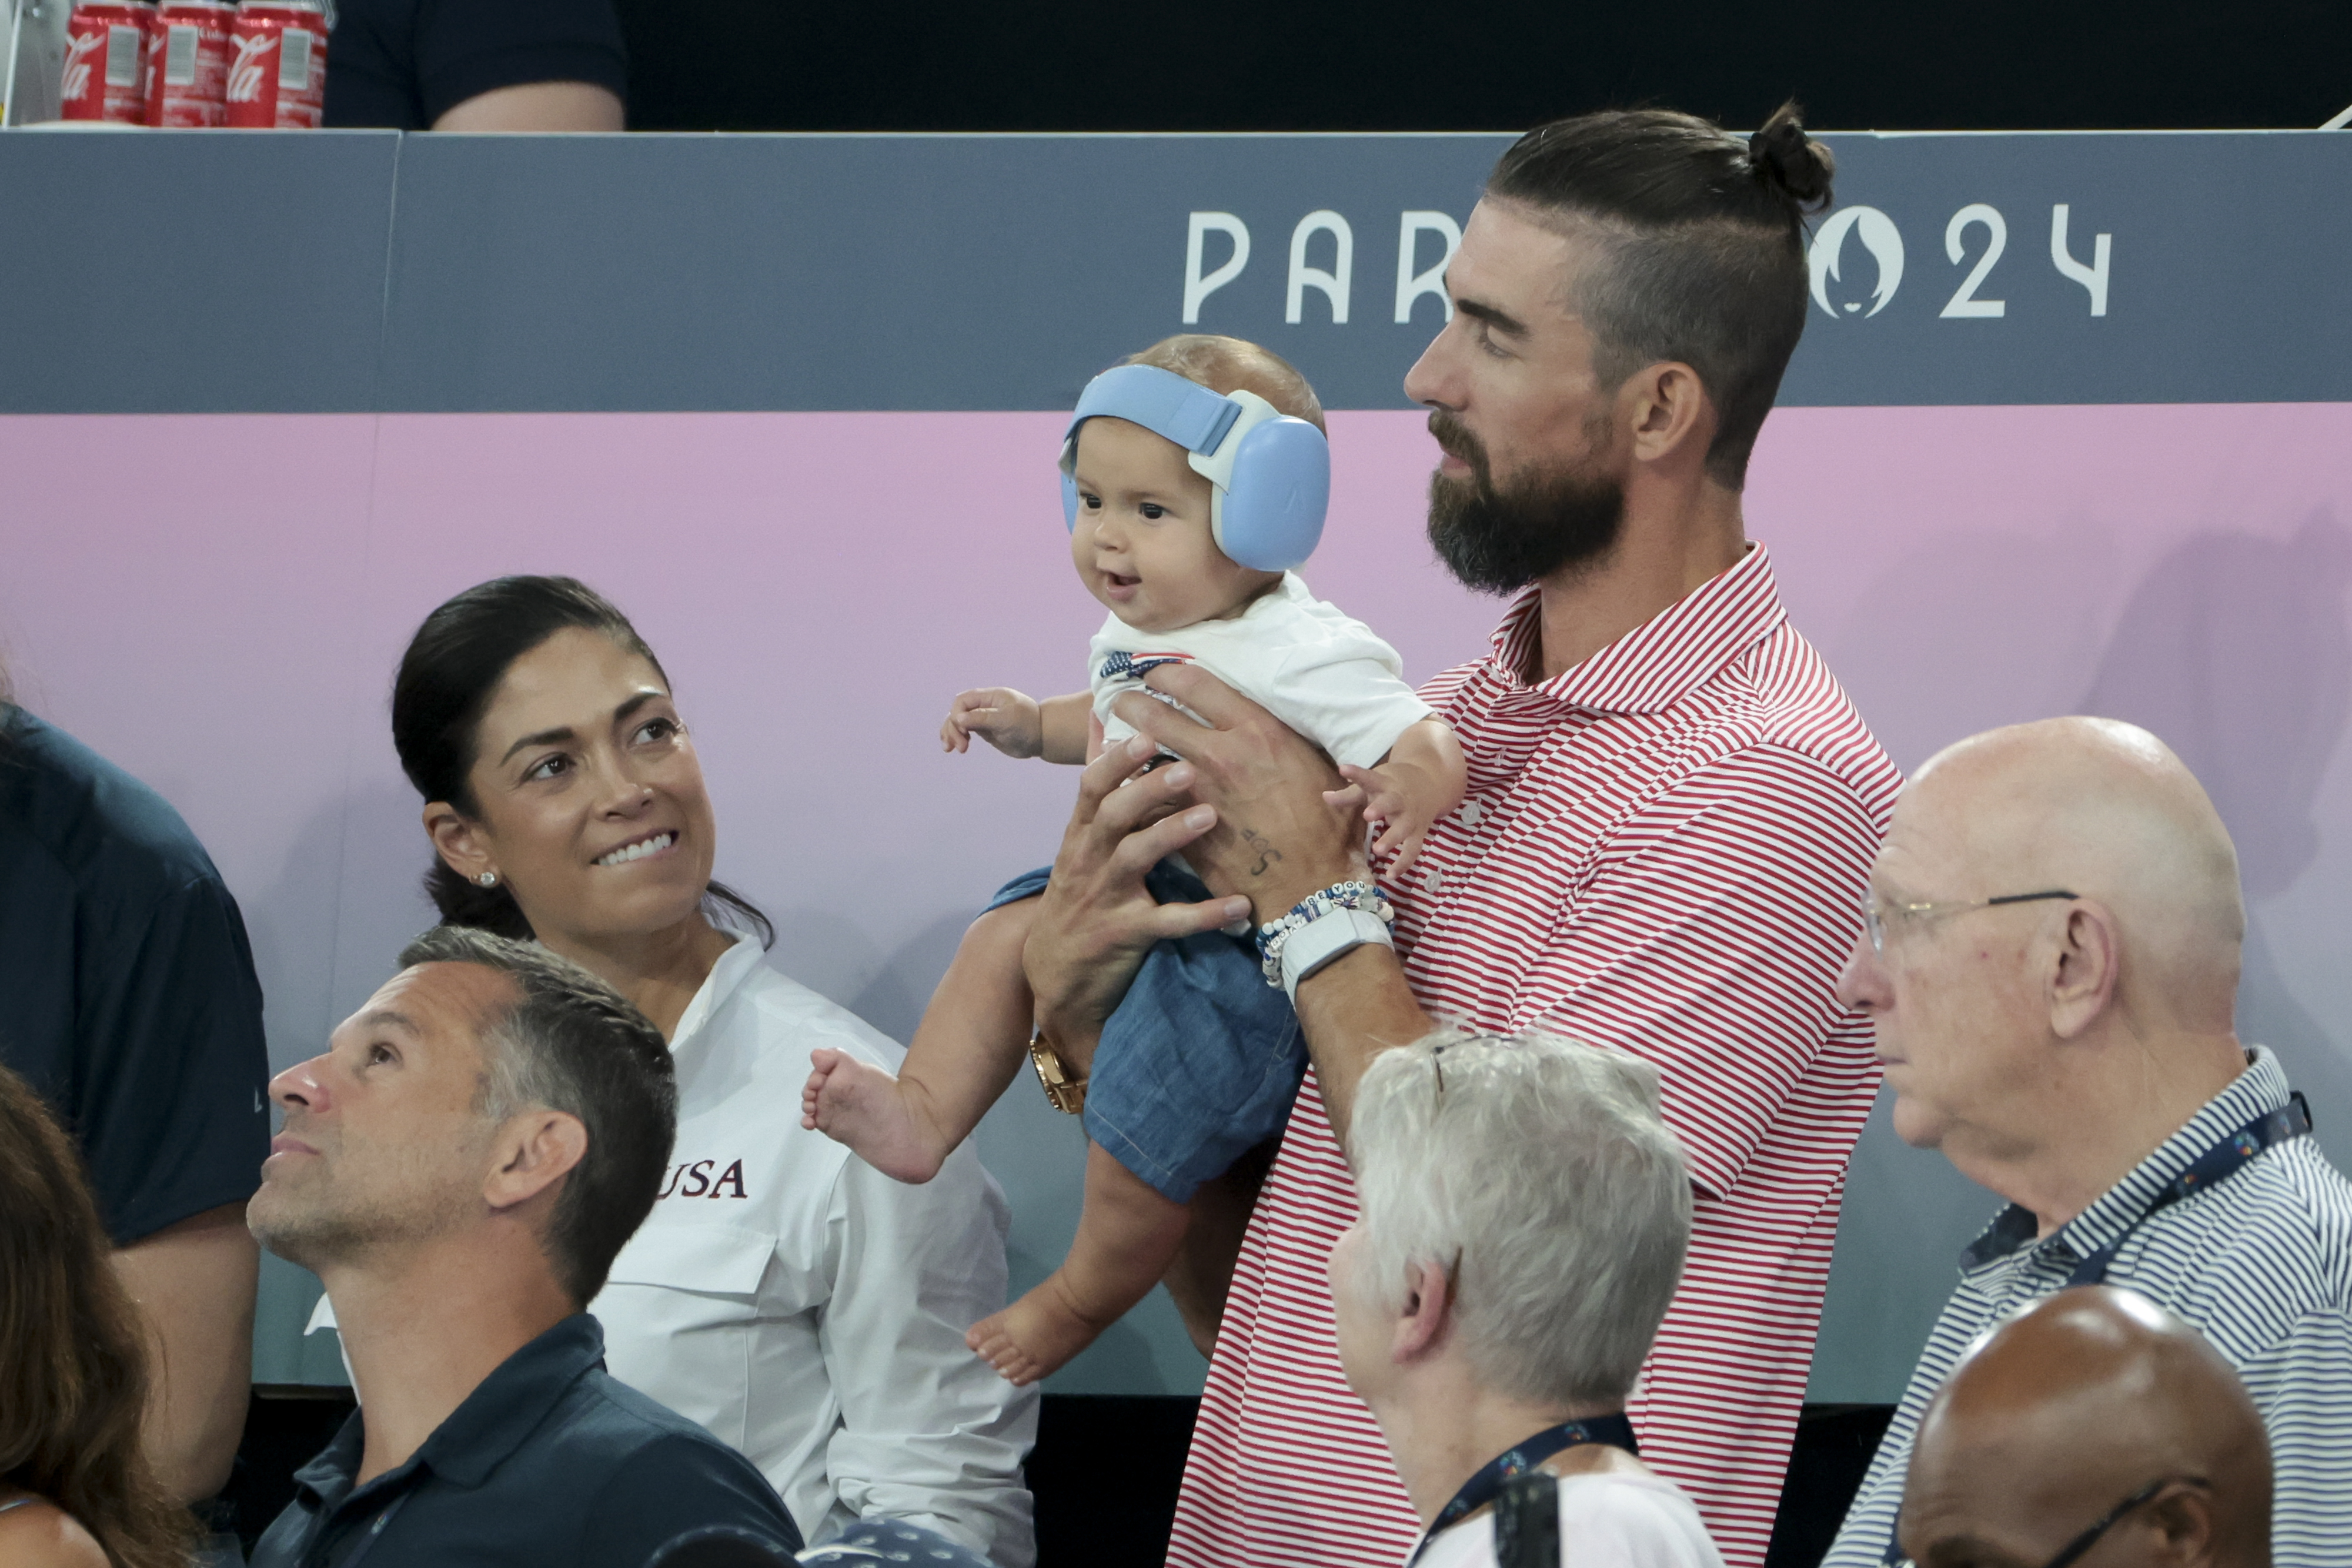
[[7, 129, 2350, 414]]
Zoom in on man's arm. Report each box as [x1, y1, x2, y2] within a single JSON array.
[[81, 876, 270, 1505], [1112, 664, 1433, 1138], [1021, 734, 1255, 1075], [1038, 691, 1094, 765], [1282, 946, 1437, 1142], [111, 1201, 258, 1502], [433, 80, 624, 131]]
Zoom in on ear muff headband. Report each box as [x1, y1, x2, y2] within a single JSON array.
[[1060, 363, 1330, 573]]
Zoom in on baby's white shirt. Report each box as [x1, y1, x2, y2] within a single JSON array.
[[1088, 573, 1433, 770]]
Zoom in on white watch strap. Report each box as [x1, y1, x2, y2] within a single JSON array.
[[1281, 907, 1395, 1002]]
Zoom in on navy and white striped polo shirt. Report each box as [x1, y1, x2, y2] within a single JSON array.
[[1826, 1047, 2352, 1567]]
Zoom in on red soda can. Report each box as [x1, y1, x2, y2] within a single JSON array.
[[61, 0, 150, 123], [225, 0, 328, 130], [144, 0, 236, 128], [138, 2, 165, 111]]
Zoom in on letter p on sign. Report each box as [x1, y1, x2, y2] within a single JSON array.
[[1184, 212, 1250, 324]]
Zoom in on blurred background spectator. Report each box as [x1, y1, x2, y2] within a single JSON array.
[[0, 661, 270, 1527], [326, 0, 627, 131], [0, 1062, 199, 1568], [610, 0, 2350, 132]]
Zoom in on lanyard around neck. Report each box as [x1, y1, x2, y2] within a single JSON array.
[[1407, 1414, 1638, 1566], [2065, 1092, 2311, 1287], [1882, 1091, 2314, 1566]]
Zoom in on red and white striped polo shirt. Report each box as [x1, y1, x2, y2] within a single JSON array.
[[1166, 543, 1900, 1568]]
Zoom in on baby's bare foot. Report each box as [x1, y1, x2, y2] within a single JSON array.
[[966, 1272, 1108, 1386], [802, 1048, 948, 1183]]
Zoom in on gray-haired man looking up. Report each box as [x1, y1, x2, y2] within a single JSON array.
[[1825, 718, 2352, 1566], [245, 927, 800, 1568]]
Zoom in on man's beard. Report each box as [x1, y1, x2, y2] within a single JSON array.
[[1425, 410, 1626, 595], [247, 1144, 476, 1273]]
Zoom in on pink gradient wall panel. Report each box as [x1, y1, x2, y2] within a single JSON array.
[[6, 404, 2350, 1393]]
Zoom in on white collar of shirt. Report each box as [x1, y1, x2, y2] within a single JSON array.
[[668, 930, 769, 1062]]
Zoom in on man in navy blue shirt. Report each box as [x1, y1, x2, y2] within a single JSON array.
[[0, 691, 269, 1505], [246, 924, 800, 1567]]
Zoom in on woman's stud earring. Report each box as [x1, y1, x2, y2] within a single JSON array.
[[477, 871, 499, 888]]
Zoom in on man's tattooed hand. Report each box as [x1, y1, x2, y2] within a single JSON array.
[[1241, 825, 1284, 879]]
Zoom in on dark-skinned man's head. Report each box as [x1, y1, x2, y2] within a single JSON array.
[[1898, 1286, 2270, 1568]]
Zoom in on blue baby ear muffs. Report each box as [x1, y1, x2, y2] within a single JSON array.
[[1058, 363, 1330, 573]]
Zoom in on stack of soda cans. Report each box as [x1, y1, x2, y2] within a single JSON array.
[[60, 0, 327, 128]]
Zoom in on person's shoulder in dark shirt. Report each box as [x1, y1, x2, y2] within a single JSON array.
[[1, 704, 226, 902], [0, 706, 269, 1245], [566, 1372, 801, 1566], [325, 0, 627, 129], [250, 1316, 800, 1568]]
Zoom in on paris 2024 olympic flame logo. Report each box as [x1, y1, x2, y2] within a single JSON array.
[[1808, 206, 1906, 319], [226, 33, 278, 103]]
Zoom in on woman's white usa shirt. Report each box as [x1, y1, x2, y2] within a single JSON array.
[[594, 933, 1037, 1563]]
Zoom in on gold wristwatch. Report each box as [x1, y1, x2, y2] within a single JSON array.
[[1028, 1026, 1087, 1114]]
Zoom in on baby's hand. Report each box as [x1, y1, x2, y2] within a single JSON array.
[[1326, 762, 1440, 877], [942, 687, 1045, 758]]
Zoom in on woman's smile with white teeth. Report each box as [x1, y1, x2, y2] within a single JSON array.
[[594, 830, 677, 868]]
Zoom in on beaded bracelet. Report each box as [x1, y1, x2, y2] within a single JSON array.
[[1256, 880, 1395, 988]]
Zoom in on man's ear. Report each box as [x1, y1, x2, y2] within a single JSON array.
[[425, 801, 496, 886], [483, 1110, 588, 1213], [2047, 900, 2122, 1040], [1622, 360, 1713, 470], [2137, 1482, 2216, 1565], [1390, 1256, 1455, 1366]]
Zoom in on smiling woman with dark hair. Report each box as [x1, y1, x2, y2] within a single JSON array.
[[347, 575, 1037, 1563]]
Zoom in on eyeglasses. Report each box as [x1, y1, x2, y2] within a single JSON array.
[[1427, 1031, 1522, 1105], [2039, 1477, 2203, 1568], [1887, 1475, 2208, 1568], [1862, 890, 2079, 954]]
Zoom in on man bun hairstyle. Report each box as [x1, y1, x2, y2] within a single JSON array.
[[390, 574, 771, 947], [399, 925, 678, 1306], [1485, 98, 1835, 490], [1746, 101, 1836, 208]]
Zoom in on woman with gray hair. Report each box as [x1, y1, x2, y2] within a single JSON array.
[[1329, 1030, 1724, 1567]]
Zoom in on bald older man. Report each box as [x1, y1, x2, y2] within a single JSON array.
[[1823, 717, 2352, 1567], [1899, 1287, 2270, 1568]]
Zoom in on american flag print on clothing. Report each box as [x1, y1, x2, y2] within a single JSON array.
[[1165, 544, 1902, 1568], [1095, 650, 1197, 683]]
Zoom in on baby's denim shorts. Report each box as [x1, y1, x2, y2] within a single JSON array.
[[984, 861, 1305, 1203]]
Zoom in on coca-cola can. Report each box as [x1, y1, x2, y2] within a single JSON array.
[[143, 0, 235, 128], [61, 0, 151, 123], [138, 2, 165, 111], [225, 0, 328, 130]]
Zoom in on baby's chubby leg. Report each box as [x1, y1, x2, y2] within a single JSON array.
[[801, 897, 1038, 1183], [968, 1140, 1190, 1386]]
